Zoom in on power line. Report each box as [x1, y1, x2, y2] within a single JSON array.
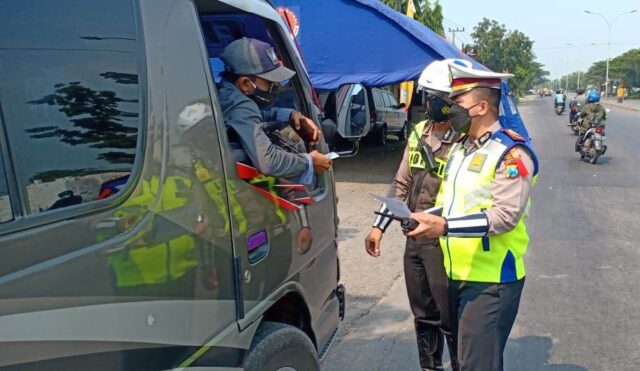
[[443, 17, 463, 28]]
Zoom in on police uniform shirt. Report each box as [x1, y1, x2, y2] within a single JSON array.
[[462, 121, 535, 235]]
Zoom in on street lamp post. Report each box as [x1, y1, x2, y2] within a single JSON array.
[[584, 9, 637, 96]]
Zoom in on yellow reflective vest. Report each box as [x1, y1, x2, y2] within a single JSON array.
[[437, 130, 538, 283], [407, 120, 448, 178]]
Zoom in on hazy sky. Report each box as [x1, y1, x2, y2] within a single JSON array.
[[438, 0, 640, 79]]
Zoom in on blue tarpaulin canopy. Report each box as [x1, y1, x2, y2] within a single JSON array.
[[271, 0, 530, 139], [272, 0, 481, 90]]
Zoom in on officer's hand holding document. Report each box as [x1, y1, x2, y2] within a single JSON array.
[[371, 194, 443, 234], [404, 212, 447, 238]]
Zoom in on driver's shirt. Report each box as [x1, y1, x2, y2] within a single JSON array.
[[555, 94, 565, 103], [217, 78, 313, 183]]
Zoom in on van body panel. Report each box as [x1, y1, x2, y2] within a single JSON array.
[[0, 0, 340, 368]]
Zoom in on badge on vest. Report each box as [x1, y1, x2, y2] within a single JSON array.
[[468, 153, 487, 173]]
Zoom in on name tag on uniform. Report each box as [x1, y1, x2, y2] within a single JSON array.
[[468, 153, 487, 173], [408, 149, 426, 169]]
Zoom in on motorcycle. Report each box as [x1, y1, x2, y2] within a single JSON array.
[[575, 115, 607, 164], [555, 102, 565, 115]]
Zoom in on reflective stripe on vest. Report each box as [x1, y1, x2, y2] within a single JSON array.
[[437, 133, 538, 283]]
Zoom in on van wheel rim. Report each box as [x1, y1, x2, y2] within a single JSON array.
[[277, 367, 297, 371]]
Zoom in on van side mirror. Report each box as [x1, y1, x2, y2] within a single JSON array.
[[396, 102, 406, 109], [335, 83, 372, 140]]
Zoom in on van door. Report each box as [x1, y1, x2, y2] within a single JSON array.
[[195, 6, 338, 327], [385, 91, 402, 130], [0, 1, 238, 369]]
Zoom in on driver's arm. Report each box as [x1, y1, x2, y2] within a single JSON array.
[[228, 105, 311, 181], [262, 107, 294, 124]]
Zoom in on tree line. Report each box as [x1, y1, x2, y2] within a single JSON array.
[[551, 48, 640, 97]]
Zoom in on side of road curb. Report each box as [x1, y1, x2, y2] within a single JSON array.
[[602, 101, 640, 113]]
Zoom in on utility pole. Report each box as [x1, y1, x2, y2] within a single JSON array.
[[448, 27, 465, 48], [566, 74, 569, 91], [585, 9, 638, 96], [577, 71, 581, 90]]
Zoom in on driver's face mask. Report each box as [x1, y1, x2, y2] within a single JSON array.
[[248, 79, 278, 109]]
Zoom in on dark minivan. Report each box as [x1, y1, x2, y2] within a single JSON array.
[[0, 0, 344, 369]]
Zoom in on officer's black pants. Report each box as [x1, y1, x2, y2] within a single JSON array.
[[449, 279, 525, 371], [404, 237, 457, 370]]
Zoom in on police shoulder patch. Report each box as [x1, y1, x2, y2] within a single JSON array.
[[503, 129, 525, 142], [503, 148, 529, 178]]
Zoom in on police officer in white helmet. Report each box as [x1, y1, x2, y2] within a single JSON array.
[[365, 59, 461, 371]]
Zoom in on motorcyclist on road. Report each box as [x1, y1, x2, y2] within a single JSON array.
[[569, 90, 578, 123], [579, 90, 606, 132], [554, 89, 566, 110], [575, 90, 606, 150]]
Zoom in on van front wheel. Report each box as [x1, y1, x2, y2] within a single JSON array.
[[244, 321, 319, 371]]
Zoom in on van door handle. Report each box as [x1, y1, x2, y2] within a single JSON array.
[[247, 230, 269, 264]]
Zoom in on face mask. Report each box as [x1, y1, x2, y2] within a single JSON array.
[[249, 80, 277, 109], [425, 95, 451, 122], [448, 102, 481, 134]]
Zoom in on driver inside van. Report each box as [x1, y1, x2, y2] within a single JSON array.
[[217, 37, 332, 184]]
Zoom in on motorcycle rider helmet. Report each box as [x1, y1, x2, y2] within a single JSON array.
[[587, 90, 601, 103]]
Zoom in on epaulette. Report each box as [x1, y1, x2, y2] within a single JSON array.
[[502, 128, 525, 142]]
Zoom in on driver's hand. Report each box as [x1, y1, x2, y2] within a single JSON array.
[[309, 150, 332, 173], [290, 111, 320, 144]]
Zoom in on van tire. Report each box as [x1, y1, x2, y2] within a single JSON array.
[[397, 122, 408, 142], [244, 321, 319, 371], [376, 125, 387, 146]]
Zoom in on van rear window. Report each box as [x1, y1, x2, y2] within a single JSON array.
[[0, 0, 141, 216]]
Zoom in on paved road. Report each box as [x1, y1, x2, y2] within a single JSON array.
[[324, 96, 640, 371]]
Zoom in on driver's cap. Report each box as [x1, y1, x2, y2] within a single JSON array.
[[220, 37, 295, 82]]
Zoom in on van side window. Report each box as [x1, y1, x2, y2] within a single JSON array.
[[387, 93, 399, 108], [0, 152, 12, 223], [199, 13, 323, 190], [372, 90, 384, 109], [381, 92, 392, 108], [0, 0, 141, 216]]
